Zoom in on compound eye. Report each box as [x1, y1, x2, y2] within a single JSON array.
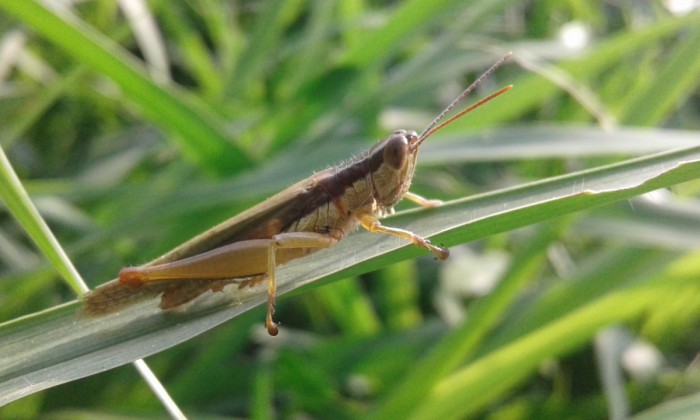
[[384, 134, 408, 170]]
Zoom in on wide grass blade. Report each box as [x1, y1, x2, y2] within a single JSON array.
[[1, 144, 699, 404]]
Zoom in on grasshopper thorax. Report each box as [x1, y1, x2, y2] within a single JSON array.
[[368, 129, 420, 209]]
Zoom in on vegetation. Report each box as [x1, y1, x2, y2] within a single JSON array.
[[0, 1, 699, 418]]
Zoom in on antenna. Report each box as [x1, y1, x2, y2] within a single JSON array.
[[417, 52, 513, 145]]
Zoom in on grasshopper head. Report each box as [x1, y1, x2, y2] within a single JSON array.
[[369, 129, 420, 209], [369, 53, 513, 212]]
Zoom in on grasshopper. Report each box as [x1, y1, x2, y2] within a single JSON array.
[[84, 53, 512, 335]]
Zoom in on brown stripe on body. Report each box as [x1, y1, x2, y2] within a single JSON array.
[[316, 145, 388, 206], [315, 152, 368, 197], [244, 145, 386, 240]]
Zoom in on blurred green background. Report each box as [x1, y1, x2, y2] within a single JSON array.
[[1, 0, 700, 418]]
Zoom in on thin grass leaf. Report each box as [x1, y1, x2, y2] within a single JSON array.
[[0, 147, 86, 294], [225, 0, 305, 100], [341, 0, 510, 67], [420, 125, 700, 164], [620, 25, 700, 126], [0, 0, 250, 174], [411, 285, 681, 419], [468, 13, 700, 129], [372, 221, 559, 419], [0, 148, 182, 417], [414, 246, 700, 419]]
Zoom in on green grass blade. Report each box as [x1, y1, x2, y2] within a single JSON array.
[[1, 144, 699, 404], [410, 286, 670, 419], [0, 0, 251, 174], [620, 25, 700, 126], [341, 0, 510, 67], [0, 147, 86, 294], [634, 392, 700, 420], [372, 223, 559, 419]]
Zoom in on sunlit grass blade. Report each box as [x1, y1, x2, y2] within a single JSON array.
[[410, 285, 677, 419], [468, 13, 700, 129], [372, 222, 559, 418], [0, 0, 250, 174], [0, 147, 86, 294], [0, 147, 184, 418], [1, 144, 699, 404], [620, 25, 700, 126]]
